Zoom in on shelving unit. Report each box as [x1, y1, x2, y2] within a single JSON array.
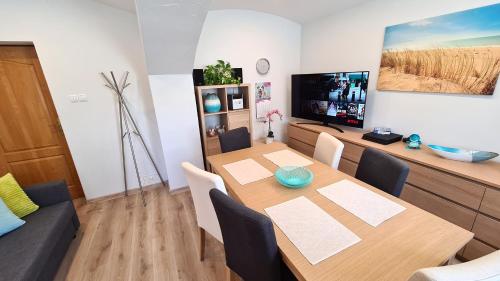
[[195, 83, 253, 168]]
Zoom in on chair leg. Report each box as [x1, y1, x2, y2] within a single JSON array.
[[199, 227, 206, 261], [226, 266, 239, 281]]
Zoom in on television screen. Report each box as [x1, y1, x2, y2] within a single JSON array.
[[292, 71, 369, 128]]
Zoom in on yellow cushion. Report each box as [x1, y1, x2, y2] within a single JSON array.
[[0, 173, 39, 218]]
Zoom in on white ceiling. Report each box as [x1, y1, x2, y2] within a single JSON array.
[[209, 0, 371, 23], [94, 0, 371, 23], [95, 0, 137, 13]]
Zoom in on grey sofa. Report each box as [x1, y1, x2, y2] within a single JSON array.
[[0, 181, 80, 281]]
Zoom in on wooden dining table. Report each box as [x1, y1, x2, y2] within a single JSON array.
[[207, 142, 474, 281]]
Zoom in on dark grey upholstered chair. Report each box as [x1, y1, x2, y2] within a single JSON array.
[[209, 189, 296, 281], [218, 127, 251, 153], [355, 147, 410, 197]]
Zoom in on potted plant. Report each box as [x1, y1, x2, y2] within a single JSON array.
[[203, 60, 241, 85], [263, 109, 283, 144]]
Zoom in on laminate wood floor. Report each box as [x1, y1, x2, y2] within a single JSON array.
[[56, 187, 226, 281]]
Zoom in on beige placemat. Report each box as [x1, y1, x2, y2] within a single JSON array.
[[263, 149, 314, 167], [318, 179, 406, 227], [265, 196, 361, 265], [222, 158, 273, 185]]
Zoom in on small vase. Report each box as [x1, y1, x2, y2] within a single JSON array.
[[204, 93, 221, 113], [266, 131, 274, 144]]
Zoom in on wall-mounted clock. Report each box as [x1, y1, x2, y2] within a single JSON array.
[[256, 58, 270, 75]]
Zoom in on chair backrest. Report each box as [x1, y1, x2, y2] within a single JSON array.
[[313, 132, 345, 169], [407, 250, 500, 281], [181, 162, 227, 242], [355, 147, 409, 197], [209, 189, 282, 281], [218, 127, 251, 153]]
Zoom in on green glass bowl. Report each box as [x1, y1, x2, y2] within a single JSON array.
[[275, 166, 314, 189]]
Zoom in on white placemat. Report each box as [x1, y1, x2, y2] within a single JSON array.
[[265, 196, 361, 265], [223, 158, 273, 185], [317, 179, 406, 227], [263, 149, 314, 167]]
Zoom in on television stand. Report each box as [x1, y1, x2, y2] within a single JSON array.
[[295, 122, 344, 133]]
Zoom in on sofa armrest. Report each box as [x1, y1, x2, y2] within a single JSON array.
[[24, 181, 72, 207]]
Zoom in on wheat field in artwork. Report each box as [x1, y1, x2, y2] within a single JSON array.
[[377, 4, 500, 95]]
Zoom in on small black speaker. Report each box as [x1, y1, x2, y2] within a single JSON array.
[[192, 69, 204, 86], [233, 68, 243, 83]]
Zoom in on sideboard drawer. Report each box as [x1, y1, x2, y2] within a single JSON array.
[[480, 188, 500, 219], [462, 239, 496, 261], [406, 162, 485, 210], [338, 158, 358, 177], [472, 214, 500, 248], [288, 125, 318, 147], [401, 184, 476, 230], [287, 138, 315, 158], [342, 141, 364, 163]]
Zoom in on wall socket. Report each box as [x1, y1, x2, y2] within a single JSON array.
[[140, 174, 156, 186], [68, 94, 79, 103], [78, 94, 88, 102]]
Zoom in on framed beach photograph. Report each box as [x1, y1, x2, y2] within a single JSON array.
[[377, 3, 500, 95]]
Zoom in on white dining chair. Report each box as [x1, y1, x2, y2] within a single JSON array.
[[181, 162, 227, 261], [408, 250, 500, 281], [313, 132, 344, 169]]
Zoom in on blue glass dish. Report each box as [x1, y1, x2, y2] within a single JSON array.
[[428, 144, 499, 163], [275, 166, 314, 189]]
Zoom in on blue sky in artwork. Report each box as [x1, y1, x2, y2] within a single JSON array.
[[383, 3, 500, 50]]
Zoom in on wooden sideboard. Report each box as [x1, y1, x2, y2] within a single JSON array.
[[287, 122, 500, 261]]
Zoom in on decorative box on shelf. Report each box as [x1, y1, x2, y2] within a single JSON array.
[[227, 88, 244, 110], [230, 97, 243, 110]]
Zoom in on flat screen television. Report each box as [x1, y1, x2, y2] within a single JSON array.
[[291, 71, 369, 130]]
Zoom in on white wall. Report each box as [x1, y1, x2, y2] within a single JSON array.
[[135, 0, 208, 190], [195, 10, 302, 141], [301, 0, 500, 159], [0, 0, 167, 199], [148, 75, 204, 189]]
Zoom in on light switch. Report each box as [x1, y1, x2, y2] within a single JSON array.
[[69, 95, 78, 103], [78, 94, 88, 102]]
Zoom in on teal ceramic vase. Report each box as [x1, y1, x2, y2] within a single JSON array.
[[204, 93, 221, 113]]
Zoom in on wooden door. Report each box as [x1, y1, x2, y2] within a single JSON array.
[[0, 45, 84, 198]]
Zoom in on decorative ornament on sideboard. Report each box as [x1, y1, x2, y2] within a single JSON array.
[[403, 134, 422, 149], [427, 145, 499, 163]]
